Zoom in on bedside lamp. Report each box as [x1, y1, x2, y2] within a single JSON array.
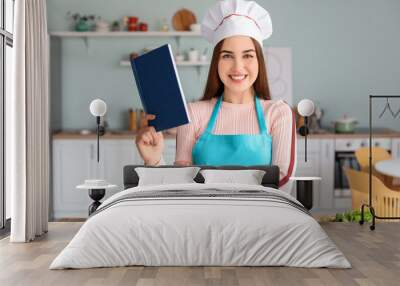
[[291, 99, 321, 211], [76, 99, 117, 216], [90, 99, 107, 162], [297, 99, 315, 162]]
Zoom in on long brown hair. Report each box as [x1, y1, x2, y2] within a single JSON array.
[[201, 37, 271, 101]]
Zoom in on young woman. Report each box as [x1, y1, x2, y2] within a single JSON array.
[[135, 0, 296, 191]]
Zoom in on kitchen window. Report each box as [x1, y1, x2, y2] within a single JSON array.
[[0, 0, 14, 234]]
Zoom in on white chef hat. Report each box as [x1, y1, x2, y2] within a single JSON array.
[[201, 0, 273, 46]]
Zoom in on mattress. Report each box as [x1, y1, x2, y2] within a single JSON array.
[[50, 183, 351, 269]]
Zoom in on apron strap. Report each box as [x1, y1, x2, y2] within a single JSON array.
[[205, 96, 223, 133], [255, 96, 268, 134]]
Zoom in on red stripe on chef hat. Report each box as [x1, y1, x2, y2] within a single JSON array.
[[214, 13, 262, 31]]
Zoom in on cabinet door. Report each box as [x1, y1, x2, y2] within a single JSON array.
[[319, 139, 334, 209], [99, 140, 141, 197], [296, 138, 335, 210], [52, 140, 94, 219], [296, 138, 320, 176]]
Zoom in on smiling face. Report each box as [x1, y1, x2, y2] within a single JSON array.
[[217, 36, 259, 95], [201, 36, 270, 101]]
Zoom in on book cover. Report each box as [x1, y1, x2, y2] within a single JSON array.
[[130, 44, 190, 132]]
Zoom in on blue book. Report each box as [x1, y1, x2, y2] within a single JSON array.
[[130, 44, 190, 132]]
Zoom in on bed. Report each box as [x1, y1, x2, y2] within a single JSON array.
[[50, 165, 351, 269]]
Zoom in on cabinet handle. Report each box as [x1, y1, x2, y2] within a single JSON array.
[[346, 142, 352, 147], [360, 142, 366, 147]]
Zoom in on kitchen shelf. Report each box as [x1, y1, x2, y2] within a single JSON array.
[[48, 31, 202, 37], [49, 31, 204, 53]]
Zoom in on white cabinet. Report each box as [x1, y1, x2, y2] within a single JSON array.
[[52, 139, 142, 219], [296, 139, 321, 176], [296, 138, 335, 210], [52, 140, 95, 219], [318, 139, 335, 209]]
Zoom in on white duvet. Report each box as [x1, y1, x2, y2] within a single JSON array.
[[50, 183, 351, 269]]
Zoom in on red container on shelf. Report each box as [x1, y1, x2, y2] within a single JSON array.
[[138, 22, 148, 31], [128, 16, 138, 23], [128, 16, 138, 31]]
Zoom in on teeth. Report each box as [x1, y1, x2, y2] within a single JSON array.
[[230, 75, 246, 80]]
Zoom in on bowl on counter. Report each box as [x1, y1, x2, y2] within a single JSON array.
[[332, 117, 358, 133]]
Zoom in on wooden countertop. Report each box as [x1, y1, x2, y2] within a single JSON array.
[[52, 129, 400, 140], [52, 131, 177, 140], [306, 129, 400, 139]]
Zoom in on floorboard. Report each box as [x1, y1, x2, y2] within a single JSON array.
[[0, 222, 399, 286]]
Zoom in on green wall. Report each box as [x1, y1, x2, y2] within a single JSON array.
[[47, 0, 400, 131]]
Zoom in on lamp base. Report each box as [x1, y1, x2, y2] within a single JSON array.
[[88, 188, 105, 215]]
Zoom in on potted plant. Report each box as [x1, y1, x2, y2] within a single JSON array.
[[318, 209, 373, 223], [67, 12, 96, 32], [111, 21, 120, 31], [334, 209, 372, 222]]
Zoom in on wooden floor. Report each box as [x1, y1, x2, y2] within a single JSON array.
[[0, 222, 399, 286]]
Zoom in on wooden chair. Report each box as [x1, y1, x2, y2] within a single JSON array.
[[345, 167, 400, 221], [355, 146, 391, 171], [354, 146, 397, 188]]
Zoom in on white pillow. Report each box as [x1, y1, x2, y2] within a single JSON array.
[[200, 169, 266, 185], [135, 167, 201, 186]]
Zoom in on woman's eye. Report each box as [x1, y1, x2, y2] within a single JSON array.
[[222, 54, 233, 59], [243, 54, 254, 59]]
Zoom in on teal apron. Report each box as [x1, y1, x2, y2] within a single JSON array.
[[192, 95, 272, 166]]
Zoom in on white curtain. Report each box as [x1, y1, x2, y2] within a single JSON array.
[[9, 0, 50, 242]]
